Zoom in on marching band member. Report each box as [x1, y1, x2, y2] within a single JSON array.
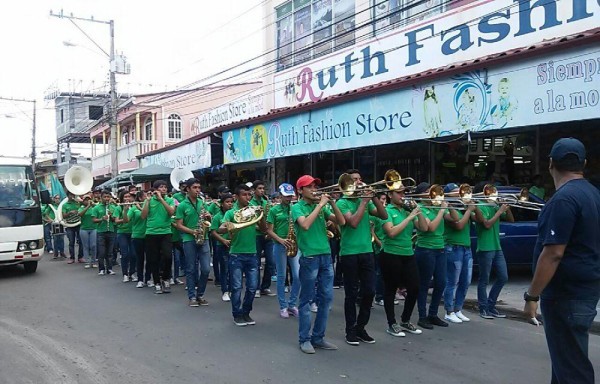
[[114, 190, 136, 282], [371, 192, 388, 306], [266, 183, 300, 319], [210, 193, 234, 302], [141, 181, 176, 294], [250, 180, 276, 297], [172, 180, 188, 204], [209, 185, 231, 287], [44, 194, 65, 258], [336, 169, 387, 346], [293, 175, 345, 354], [91, 190, 117, 275], [381, 187, 427, 337], [175, 178, 212, 307], [125, 191, 150, 288], [62, 192, 84, 264], [219, 184, 260, 326], [78, 194, 97, 269]]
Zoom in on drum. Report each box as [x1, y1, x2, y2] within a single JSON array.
[[51, 223, 65, 235]]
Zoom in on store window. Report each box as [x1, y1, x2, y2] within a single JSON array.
[[372, 0, 454, 36], [276, 0, 355, 70], [167, 114, 182, 140], [144, 117, 153, 141]]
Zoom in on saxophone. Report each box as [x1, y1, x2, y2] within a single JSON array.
[[195, 206, 212, 245], [285, 203, 297, 257]]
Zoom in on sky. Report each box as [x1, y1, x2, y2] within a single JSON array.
[[0, 0, 265, 159]]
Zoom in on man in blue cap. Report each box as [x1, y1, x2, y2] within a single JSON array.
[[524, 137, 600, 384]]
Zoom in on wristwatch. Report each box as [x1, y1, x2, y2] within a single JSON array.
[[523, 291, 540, 302]]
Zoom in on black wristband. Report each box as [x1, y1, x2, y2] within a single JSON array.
[[524, 291, 540, 302]]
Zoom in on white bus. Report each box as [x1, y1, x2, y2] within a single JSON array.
[[0, 157, 47, 273]]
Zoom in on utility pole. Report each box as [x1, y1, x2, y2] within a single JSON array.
[[50, 10, 120, 178], [0, 96, 37, 171]]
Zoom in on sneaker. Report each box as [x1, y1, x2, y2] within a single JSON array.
[[174, 278, 184, 285], [136, 281, 145, 288], [345, 333, 360, 346], [455, 311, 471, 322], [300, 341, 315, 354], [130, 275, 138, 282], [309, 303, 318, 313], [356, 329, 376, 344], [333, 285, 341, 289], [428, 316, 449, 327], [233, 316, 247, 326], [147, 282, 155, 288], [162, 280, 171, 293], [288, 307, 299, 317], [48, 250, 54, 254], [479, 310, 494, 319], [108, 270, 116, 275], [123, 275, 130, 283], [67, 259, 75, 264], [444, 312, 463, 324], [60, 253, 67, 258], [375, 299, 384, 306], [271, 275, 277, 282], [386, 323, 406, 337], [417, 317, 433, 330], [169, 278, 175, 285], [488, 308, 506, 318], [197, 297, 209, 306], [284, 286, 289, 293], [280, 308, 289, 319], [242, 314, 255, 325], [189, 298, 199, 307], [98, 270, 105, 276], [92, 263, 98, 268], [394, 299, 400, 305], [222, 292, 231, 302], [254, 291, 261, 298], [312, 339, 338, 350], [261, 289, 276, 297], [84, 264, 91, 269], [400, 322, 423, 335], [154, 284, 163, 294]]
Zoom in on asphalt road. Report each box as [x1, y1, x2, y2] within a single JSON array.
[[1, 256, 599, 384]]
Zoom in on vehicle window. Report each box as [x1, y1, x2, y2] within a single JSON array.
[[510, 206, 539, 222], [0, 166, 38, 208]]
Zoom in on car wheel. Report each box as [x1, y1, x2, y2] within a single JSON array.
[[23, 261, 38, 274]]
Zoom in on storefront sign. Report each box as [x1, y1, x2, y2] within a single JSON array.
[[274, 0, 599, 108], [192, 89, 265, 135], [141, 138, 211, 171], [225, 44, 600, 164]]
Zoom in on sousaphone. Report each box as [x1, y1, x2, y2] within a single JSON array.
[[55, 166, 94, 228]]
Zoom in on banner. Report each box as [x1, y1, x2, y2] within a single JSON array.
[[224, 44, 600, 164], [142, 138, 211, 172]]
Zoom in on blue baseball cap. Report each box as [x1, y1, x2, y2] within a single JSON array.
[[444, 183, 459, 194], [549, 137, 586, 162], [278, 183, 296, 197]]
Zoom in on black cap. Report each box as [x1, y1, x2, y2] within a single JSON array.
[[549, 137, 586, 162], [415, 182, 430, 195], [217, 185, 230, 194]]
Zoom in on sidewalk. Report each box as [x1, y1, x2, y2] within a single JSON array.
[[461, 273, 600, 333]]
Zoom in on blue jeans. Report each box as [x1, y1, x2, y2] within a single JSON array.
[[44, 223, 53, 252], [415, 247, 447, 319], [65, 227, 83, 259], [444, 245, 473, 312], [214, 243, 230, 293], [256, 236, 275, 291], [541, 297, 598, 384], [476, 250, 508, 312], [97, 231, 115, 272], [172, 241, 184, 278], [298, 254, 334, 344], [117, 233, 135, 276], [273, 242, 300, 310], [79, 229, 97, 264], [53, 234, 65, 254], [229, 253, 258, 318], [182, 241, 211, 300]]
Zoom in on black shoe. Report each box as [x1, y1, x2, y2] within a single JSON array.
[[243, 314, 255, 325], [356, 329, 376, 344], [233, 316, 247, 326], [417, 317, 433, 330], [345, 333, 360, 346], [162, 280, 171, 293], [428, 316, 449, 327]]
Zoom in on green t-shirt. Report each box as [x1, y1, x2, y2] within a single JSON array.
[[337, 198, 376, 256], [174, 197, 208, 242], [370, 215, 385, 253], [210, 210, 229, 240], [144, 196, 175, 235], [172, 192, 186, 203], [529, 185, 545, 200], [91, 203, 118, 233], [416, 206, 446, 250], [475, 205, 505, 252], [61, 200, 81, 218], [44, 204, 58, 221], [113, 206, 132, 234], [291, 199, 333, 257], [207, 202, 220, 216], [444, 210, 472, 247], [78, 205, 97, 230], [127, 206, 146, 239], [267, 203, 292, 239], [249, 196, 268, 236], [223, 206, 257, 254], [382, 204, 415, 256]]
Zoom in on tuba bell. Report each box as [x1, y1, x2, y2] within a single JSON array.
[[170, 167, 194, 191]]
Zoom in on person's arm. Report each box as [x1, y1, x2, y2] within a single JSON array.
[[156, 193, 175, 216], [414, 210, 428, 232], [175, 218, 196, 236], [140, 198, 151, 220], [527, 244, 566, 298], [78, 204, 91, 217], [477, 205, 509, 229], [372, 223, 382, 248], [329, 201, 346, 226], [342, 199, 369, 229], [218, 211, 232, 234], [266, 222, 292, 248], [92, 206, 105, 223], [369, 198, 388, 220], [296, 196, 328, 231], [383, 207, 420, 238], [447, 205, 475, 230], [503, 206, 515, 223], [211, 229, 230, 247], [426, 203, 447, 232]]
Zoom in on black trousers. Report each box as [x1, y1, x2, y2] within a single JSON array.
[[341, 253, 375, 334], [379, 252, 420, 325], [145, 234, 173, 284]]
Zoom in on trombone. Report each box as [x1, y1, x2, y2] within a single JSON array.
[[471, 184, 544, 211], [313, 170, 416, 198]]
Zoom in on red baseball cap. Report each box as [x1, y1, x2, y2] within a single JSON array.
[[296, 175, 321, 191]]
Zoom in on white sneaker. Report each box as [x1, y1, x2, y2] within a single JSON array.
[[309, 303, 318, 313], [222, 292, 231, 302], [147, 282, 155, 288], [84, 264, 91, 269], [49, 250, 54, 254], [136, 281, 145, 288], [444, 312, 463, 323], [375, 299, 384, 306], [254, 291, 261, 298], [98, 270, 105, 276], [169, 278, 175, 285], [130, 275, 138, 282], [123, 275, 130, 283], [455, 311, 471, 322], [108, 270, 116, 275]]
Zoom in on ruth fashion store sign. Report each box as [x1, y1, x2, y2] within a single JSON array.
[[224, 44, 600, 164], [274, 0, 600, 108], [141, 138, 211, 172]]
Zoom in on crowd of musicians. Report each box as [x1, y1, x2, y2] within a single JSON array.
[[41, 169, 519, 354]]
